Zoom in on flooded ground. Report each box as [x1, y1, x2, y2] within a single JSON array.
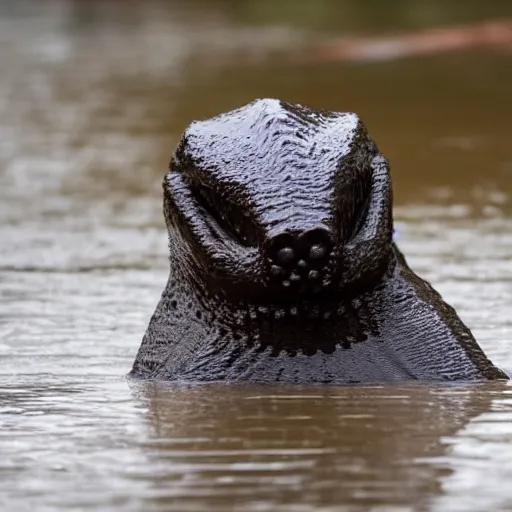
[[1, 1, 512, 511]]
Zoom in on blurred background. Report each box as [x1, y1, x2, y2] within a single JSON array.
[[1, 2, 512, 512], [1, 0, 512, 224]]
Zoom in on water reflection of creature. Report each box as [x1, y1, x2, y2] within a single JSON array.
[[130, 381, 504, 511]]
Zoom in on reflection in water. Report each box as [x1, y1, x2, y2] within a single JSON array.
[[130, 382, 508, 511], [432, 390, 512, 512], [1, 1, 512, 511]]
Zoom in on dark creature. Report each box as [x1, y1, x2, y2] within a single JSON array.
[[130, 99, 507, 383]]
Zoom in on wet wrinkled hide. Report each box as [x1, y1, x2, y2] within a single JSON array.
[[130, 99, 507, 384]]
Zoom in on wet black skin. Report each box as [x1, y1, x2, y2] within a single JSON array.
[[130, 99, 508, 384]]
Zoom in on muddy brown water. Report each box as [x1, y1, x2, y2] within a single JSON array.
[[1, 2, 512, 511]]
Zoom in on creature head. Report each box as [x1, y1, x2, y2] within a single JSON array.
[[164, 99, 393, 304]]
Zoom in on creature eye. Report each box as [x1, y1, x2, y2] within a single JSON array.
[[335, 172, 371, 243], [189, 183, 260, 248], [349, 179, 371, 240]]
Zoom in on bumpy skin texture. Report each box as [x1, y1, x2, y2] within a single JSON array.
[[130, 99, 507, 384]]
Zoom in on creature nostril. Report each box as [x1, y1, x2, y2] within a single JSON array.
[[265, 232, 298, 268], [276, 247, 296, 266], [299, 228, 334, 269], [265, 227, 335, 292]]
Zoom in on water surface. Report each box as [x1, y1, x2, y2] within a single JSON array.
[[1, 1, 512, 511]]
